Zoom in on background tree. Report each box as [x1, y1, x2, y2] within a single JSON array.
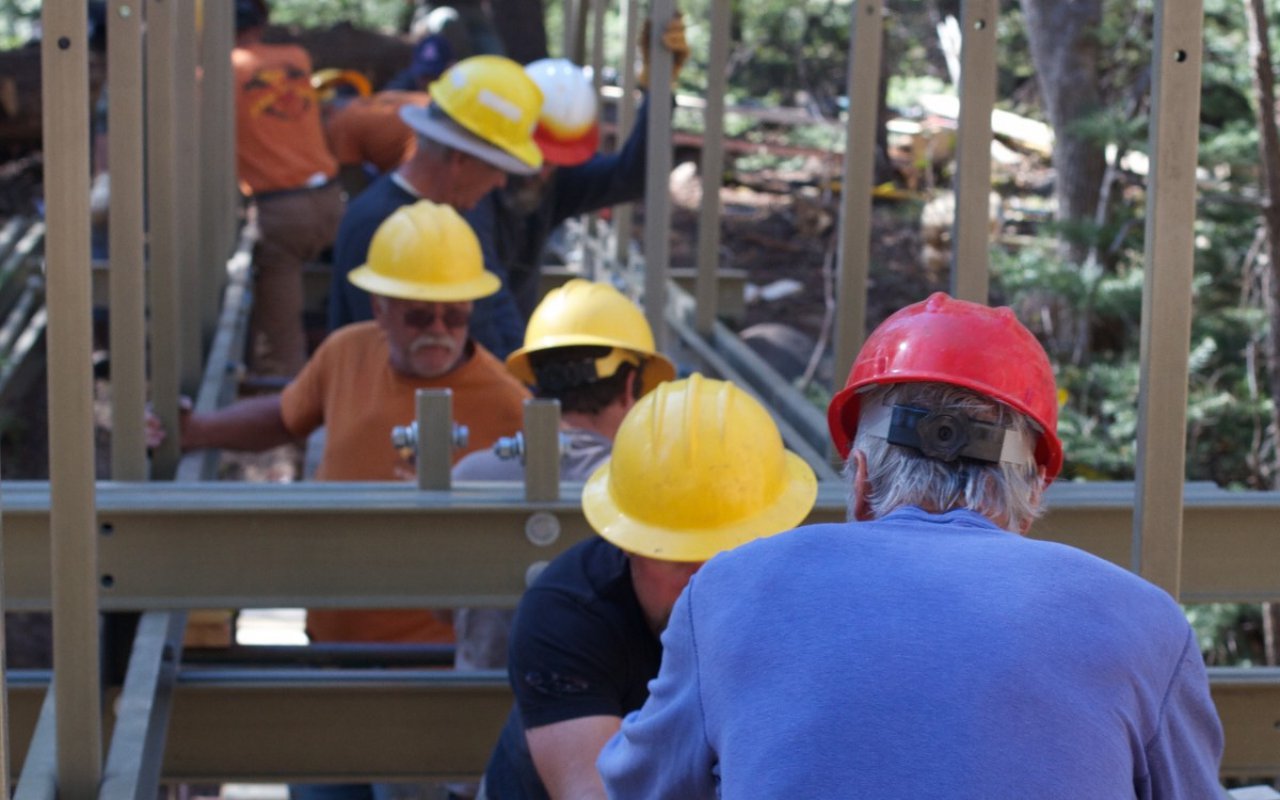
[[1018, 0, 1107, 265], [1242, 0, 1280, 665]]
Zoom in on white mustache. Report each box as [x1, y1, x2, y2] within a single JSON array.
[[410, 334, 458, 356]]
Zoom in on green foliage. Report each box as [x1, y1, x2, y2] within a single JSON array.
[[0, 0, 39, 50], [257, 0, 402, 30], [1186, 604, 1268, 666]]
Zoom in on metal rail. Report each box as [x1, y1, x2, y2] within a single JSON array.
[[0, 480, 1277, 610], [0, 666, 1273, 780], [100, 612, 186, 800]]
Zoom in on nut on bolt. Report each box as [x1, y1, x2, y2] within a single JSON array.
[[493, 432, 572, 461], [389, 421, 469, 450]]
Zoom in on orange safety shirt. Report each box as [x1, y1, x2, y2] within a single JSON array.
[[325, 91, 429, 173], [233, 42, 338, 196], [280, 321, 529, 643]]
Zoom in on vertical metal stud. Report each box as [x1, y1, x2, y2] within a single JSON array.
[[950, 0, 998, 302], [175, 0, 202, 394], [643, 0, 676, 350], [612, 0, 642, 268], [417, 389, 453, 491], [523, 399, 562, 503], [590, 0, 606, 96], [108, 0, 148, 481], [201, 0, 237, 348], [1133, 0, 1204, 597], [694, 0, 733, 335], [40, 0, 104, 792], [0, 449, 11, 796], [146, 0, 182, 477], [832, 0, 884, 399]]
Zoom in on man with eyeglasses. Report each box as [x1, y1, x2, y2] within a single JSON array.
[[178, 200, 528, 644]]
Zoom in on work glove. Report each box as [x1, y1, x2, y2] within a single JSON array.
[[638, 11, 689, 89]]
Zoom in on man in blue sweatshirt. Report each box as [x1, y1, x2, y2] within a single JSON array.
[[329, 17, 688, 358], [598, 293, 1224, 799]]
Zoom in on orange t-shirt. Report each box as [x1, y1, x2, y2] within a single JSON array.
[[280, 321, 530, 643], [325, 91, 429, 173], [233, 42, 338, 195]]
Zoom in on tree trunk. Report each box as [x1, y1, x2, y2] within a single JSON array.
[[488, 0, 548, 63], [1018, 0, 1107, 266], [1244, 0, 1280, 667]]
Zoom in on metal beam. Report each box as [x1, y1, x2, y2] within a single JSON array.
[[175, 240, 255, 482], [0, 455, 11, 794], [3, 667, 1270, 781], [522, 399, 562, 503], [694, 0, 732, 334], [611, 0, 641, 267], [642, 0, 676, 350], [1133, 0, 1205, 598], [107, 0, 149, 481], [832, 0, 883, 396], [199, 0, 236, 349], [100, 612, 187, 800], [1, 480, 1277, 609], [174, 0, 203, 395], [40, 0, 103, 793], [12, 687, 55, 800], [146, 0, 183, 477], [950, 0, 998, 302]]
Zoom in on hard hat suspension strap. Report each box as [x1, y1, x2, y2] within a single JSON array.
[[861, 402, 1035, 468]]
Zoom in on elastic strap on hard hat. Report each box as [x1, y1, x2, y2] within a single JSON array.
[[532, 348, 642, 393], [859, 401, 1036, 468]]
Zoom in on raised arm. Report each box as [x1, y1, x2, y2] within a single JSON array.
[[180, 394, 296, 453]]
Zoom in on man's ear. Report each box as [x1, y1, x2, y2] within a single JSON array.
[[622, 369, 640, 410], [852, 449, 874, 521]]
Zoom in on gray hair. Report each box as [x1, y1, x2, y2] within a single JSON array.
[[846, 382, 1046, 532]]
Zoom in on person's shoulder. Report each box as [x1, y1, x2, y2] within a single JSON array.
[[345, 175, 410, 216], [464, 345, 531, 396], [533, 537, 630, 600], [314, 321, 384, 359], [452, 449, 522, 481]]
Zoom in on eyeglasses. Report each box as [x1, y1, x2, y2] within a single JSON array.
[[401, 305, 471, 330]]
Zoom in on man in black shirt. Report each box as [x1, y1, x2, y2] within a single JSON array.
[[481, 375, 818, 799]]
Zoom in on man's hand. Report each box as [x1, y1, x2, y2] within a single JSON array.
[[638, 12, 689, 89], [143, 396, 190, 451]]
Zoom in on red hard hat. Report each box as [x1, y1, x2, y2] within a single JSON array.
[[827, 292, 1063, 480]]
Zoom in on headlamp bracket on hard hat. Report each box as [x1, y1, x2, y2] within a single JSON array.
[[532, 349, 641, 393], [863, 403, 1033, 467]]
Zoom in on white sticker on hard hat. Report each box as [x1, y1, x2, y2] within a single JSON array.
[[477, 87, 523, 123]]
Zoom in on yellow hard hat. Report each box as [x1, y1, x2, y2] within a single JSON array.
[[347, 200, 500, 302], [583, 374, 818, 562], [506, 279, 676, 394], [399, 55, 543, 175]]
